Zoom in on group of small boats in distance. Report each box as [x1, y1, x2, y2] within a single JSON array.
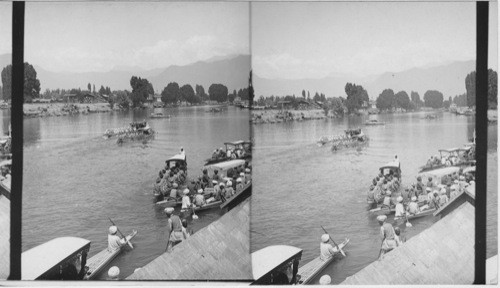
[[317, 128, 369, 151], [103, 121, 155, 144], [364, 119, 385, 126]]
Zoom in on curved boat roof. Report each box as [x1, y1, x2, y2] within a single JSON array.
[[380, 161, 400, 170], [205, 159, 245, 171], [166, 153, 186, 162], [439, 147, 470, 153], [251, 245, 302, 281], [418, 166, 460, 178], [224, 140, 250, 146], [22, 237, 91, 280], [463, 166, 476, 174]]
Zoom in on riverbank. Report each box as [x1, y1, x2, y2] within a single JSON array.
[[23, 103, 113, 118], [252, 109, 326, 124]]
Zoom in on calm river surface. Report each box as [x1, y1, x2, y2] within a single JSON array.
[[22, 106, 250, 279], [251, 111, 497, 284]]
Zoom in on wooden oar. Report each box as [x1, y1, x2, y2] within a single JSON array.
[[108, 217, 134, 249], [191, 204, 199, 220], [320, 225, 346, 257]]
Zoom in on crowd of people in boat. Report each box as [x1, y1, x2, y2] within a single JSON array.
[[369, 170, 474, 212], [211, 146, 248, 161], [154, 162, 251, 208], [104, 121, 153, 138], [423, 148, 475, 170]]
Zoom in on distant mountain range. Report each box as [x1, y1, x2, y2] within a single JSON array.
[[254, 60, 476, 99], [0, 54, 251, 93], [0, 54, 477, 99]]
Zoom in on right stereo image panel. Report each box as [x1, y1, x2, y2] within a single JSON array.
[[250, 1, 497, 285]]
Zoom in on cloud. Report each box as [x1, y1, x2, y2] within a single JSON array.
[[254, 53, 333, 79], [29, 35, 248, 73]]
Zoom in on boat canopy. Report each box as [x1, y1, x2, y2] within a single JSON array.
[[22, 237, 91, 280], [439, 147, 470, 154], [224, 140, 247, 146], [251, 245, 302, 281], [165, 153, 186, 164], [379, 161, 400, 171], [418, 166, 460, 183], [463, 166, 476, 174], [205, 159, 246, 175], [0, 159, 11, 167]]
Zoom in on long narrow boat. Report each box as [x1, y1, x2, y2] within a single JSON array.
[[393, 208, 436, 225], [193, 200, 223, 212], [297, 238, 350, 285], [84, 230, 137, 280]]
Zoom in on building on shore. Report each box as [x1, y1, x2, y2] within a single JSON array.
[[341, 187, 477, 285], [127, 198, 251, 280]]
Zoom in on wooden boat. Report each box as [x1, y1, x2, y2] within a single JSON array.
[[296, 238, 350, 285], [364, 119, 385, 126], [22, 237, 91, 280], [84, 230, 137, 280], [393, 208, 436, 224], [252, 245, 303, 285], [366, 161, 402, 204], [418, 147, 475, 173], [150, 112, 170, 118], [103, 122, 155, 140], [317, 128, 369, 150], [204, 140, 252, 166]]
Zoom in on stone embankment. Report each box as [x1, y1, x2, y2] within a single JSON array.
[[23, 103, 114, 118], [251, 109, 327, 124]]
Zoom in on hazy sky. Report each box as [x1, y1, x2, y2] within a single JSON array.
[[20, 2, 249, 73], [252, 2, 497, 79], [0, 3, 11, 56]]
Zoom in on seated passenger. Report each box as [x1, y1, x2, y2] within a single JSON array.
[[194, 189, 206, 207], [169, 183, 179, 199], [407, 197, 420, 215]]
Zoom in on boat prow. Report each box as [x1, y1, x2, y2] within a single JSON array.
[[84, 230, 137, 280], [297, 238, 350, 285]]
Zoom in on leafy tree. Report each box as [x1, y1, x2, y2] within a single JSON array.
[[194, 84, 207, 102], [464, 69, 497, 108], [129, 76, 153, 107], [2, 63, 41, 102], [180, 84, 196, 103], [410, 91, 422, 108], [394, 91, 410, 110], [92, 84, 95, 94], [488, 69, 497, 108], [423, 90, 444, 108], [208, 84, 228, 103], [99, 85, 106, 95], [88, 83, 91, 92], [161, 82, 180, 104], [344, 83, 369, 113], [376, 89, 394, 110], [249, 70, 254, 105], [465, 71, 476, 107], [302, 90, 305, 98]]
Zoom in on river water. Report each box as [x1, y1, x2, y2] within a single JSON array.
[[251, 111, 497, 284], [22, 106, 250, 279]]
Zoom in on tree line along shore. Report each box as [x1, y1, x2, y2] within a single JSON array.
[[1, 62, 252, 117]]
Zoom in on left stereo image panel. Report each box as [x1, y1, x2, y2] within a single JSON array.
[[0, 1, 12, 281], [16, 2, 252, 281]]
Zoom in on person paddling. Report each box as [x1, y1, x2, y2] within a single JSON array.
[[108, 226, 126, 252], [319, 234, 339, 261]]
